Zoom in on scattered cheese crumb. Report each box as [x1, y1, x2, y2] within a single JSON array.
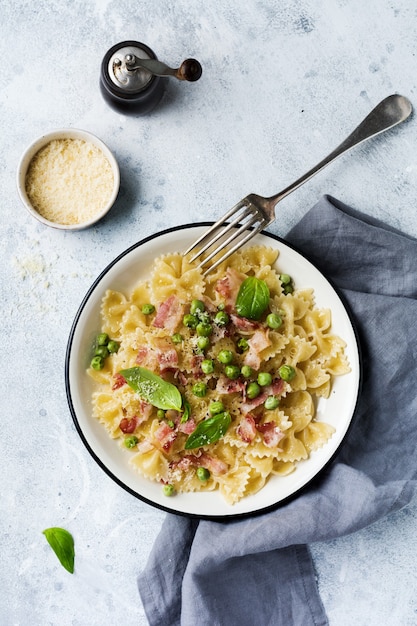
[[25, 138, 114, 225], [13, 252, 46, 279]]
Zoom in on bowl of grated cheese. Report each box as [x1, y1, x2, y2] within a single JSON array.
[[17, 128, 120, 230]]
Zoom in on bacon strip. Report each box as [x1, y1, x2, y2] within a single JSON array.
[[157, 348, 179, 372], [256, 421, 284, 448], [198, 452, 229, 475], [216, 375, 245, 395], [190, 355, 204, 378], [154, 422, 177, 452], [178, 417, 196, 435], [271, 378, 285, 395], [119, 416, 138, 433], [243, 328, 271, 370], [236, 414, 257, 443], [112, 373, 126, 391], [170, 455, 196, 472], [215, 267, 244, 308], [169, 451, 228, 475], [137, 440, 154, 454], [241, 378, 284, 414], [135, 345, 159, 370], [138, 400, 153, 422], [241, 390, 269, 414], [230, 314, 261, 333], [135, 346, 149, 363], [153, 295, 184, 334]]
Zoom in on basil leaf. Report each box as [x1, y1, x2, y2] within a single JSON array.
[[120, 366, 182, 411], [235, 276, 270, 320], [185, 411, 231, 449], [43, 527, 75, 574], [180, 397, 191, 423]]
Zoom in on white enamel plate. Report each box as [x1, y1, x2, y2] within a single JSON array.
[[65, 225, 361, 520]]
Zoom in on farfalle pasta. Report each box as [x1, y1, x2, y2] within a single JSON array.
[[87, 246, 350, 504]]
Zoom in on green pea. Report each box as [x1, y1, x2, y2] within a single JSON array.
[[171, 333, 183, 344], [201, 359, 214, 374], [280, 274, 294, 295], [183, 313, 198, 329], [217, 302, 226, 311], [246, 381, 261, 399], [162, 484, 175, 496], [209, 401, 225, 415], [190, 299, 205, 315], [196, 467, 210, 482], [97, 333, 109, 346], [266, 313, 282, 329], [225, 365, 240, 380], [214, 311, 229, 326], [196, 322, 212, 337], [166, 420, 175, 429], [257, 372, 272, 387], [124, 435, 139, 449], [197, 336, 210, 351], [237, 338, 249, 352], [107, 340, 120, 354], [94, 345, 109, 359], [217, 349, 234, 364], [279, 364, 296, 381], [264, 396, 280, 410], [192, 382, 207, 397], [141, 303, 155, 315], [157, 409, 166, 419], [280, 274, 292, 285], [241, 365, 253, 378], [90, 355, 104, 371]]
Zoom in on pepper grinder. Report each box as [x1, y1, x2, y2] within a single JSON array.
[[100, 41, 202, 114]]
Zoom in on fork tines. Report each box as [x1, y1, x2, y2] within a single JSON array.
[[183, 197, 267, 275]]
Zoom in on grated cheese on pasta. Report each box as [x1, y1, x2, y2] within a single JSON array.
[[25, 138, 114, 225], [88, 247, 351, 505]]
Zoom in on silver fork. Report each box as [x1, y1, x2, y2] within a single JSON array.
[[184, 94, 412, 274]]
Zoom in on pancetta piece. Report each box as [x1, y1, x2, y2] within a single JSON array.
[[256, 421, 284, 448], [236, 414, 257, 443], [153, 295, 184, 334]]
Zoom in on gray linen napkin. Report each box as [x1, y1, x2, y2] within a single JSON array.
[[138, 195, 417, 626]]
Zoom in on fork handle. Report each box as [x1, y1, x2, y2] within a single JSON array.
[[267, 94, 412, 207]]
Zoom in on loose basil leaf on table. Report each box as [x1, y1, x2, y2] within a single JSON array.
[[42, 527, 75, 574], [185, 411, 232, 449], [235, 276, 270, 320], [120, 366, 183, 411]]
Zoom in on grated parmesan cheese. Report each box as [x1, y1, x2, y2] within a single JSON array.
[[25, 138, 114, 225]]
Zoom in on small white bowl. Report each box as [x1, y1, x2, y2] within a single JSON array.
[[17, 128, 120, 230]]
